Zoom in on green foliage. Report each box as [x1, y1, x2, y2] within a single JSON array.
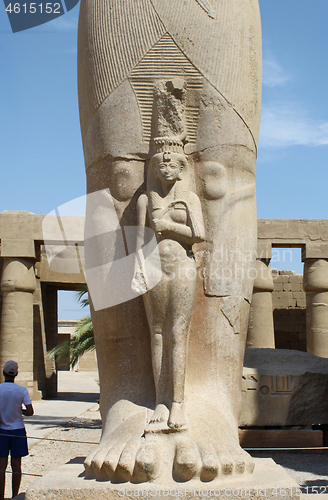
[[75, 286, 90, 309], [47, 288, 95, 370]]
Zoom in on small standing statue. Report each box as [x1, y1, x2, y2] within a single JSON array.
[[134, 80, 205, 432]]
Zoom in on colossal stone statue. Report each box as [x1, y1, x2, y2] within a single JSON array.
[[78, 0, 262, 484]]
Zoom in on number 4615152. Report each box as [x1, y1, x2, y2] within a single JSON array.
[[6, 3, 61, 14]]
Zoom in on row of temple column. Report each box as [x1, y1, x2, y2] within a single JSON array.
[[1, 255, 328, 397], [0, 258, 36, 392], [247, 257, 328, 358]]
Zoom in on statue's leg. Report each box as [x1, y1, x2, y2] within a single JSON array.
[[82, 156, 157, 479], [181, 84, 258, 477], [78, 0, 261, 482], [143, 244, 196, 429], [143, 273, 171, 424], [168, 254, 197, 429]]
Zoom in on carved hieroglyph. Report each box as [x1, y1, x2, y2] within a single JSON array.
[[78, 0, 262, 484]]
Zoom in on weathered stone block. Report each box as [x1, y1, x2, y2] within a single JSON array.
[[288, 275, 303, 284], [273, 282, 283, 292], [256, 240, 272, 260], [1, 239, 35, 258], [241, 348, 328, 427], [303, 243, 328, 260], [239, 429, 323, 449], [299, 219, 320, 240], [281, 292, 293, 302], [25, 460, 300, 500], [320, 220, 328, 240]]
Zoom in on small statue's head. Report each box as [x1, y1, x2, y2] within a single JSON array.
[[152, 150, 188, 184]]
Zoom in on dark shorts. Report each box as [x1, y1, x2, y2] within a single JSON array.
[[0, 428, 28, 457]]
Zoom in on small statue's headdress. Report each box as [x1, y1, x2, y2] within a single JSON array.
[[153, 137, 184, 155], [152, 78, 187, 156], [148, 78, 190, 200]]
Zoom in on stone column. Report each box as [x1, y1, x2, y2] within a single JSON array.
[[0, 258, 36, 396], [303, 259, 328, 357], [247, 259, 275, 348]]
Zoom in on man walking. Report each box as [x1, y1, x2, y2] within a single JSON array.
[[0, 361, 34, 500]]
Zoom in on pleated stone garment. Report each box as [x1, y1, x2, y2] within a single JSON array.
[[78, 0, 261, 148]]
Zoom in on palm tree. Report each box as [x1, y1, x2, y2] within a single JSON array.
[[48, 287, 95, 370]]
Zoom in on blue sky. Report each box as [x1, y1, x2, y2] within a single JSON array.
[[1, 0, 327, 318]]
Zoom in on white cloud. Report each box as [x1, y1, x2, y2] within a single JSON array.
[[50, 15, 78, 31], [262, 56, 290, 87], [259, 101, 328, 148], [33, 11, 78, 32]]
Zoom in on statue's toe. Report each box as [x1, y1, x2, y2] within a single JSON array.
[[103, 441, 126, 479], [116, 437, 141, 481], [84, 450, 96, 477], [218, 443, 254, 476], [199, 445, 219, 482], [134, 437, 160, 482], [90, 447, 109, 478], [218, 450, 234, 475], [173, 436, 201, 481]]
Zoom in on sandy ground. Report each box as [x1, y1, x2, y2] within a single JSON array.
[[3, 371, 101, 499], [3, 371, 328, 498], [13, 405, 102, 496]]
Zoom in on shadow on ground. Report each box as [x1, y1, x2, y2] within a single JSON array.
[[51, 392, 99, 403], [251, 451, 328, 489]]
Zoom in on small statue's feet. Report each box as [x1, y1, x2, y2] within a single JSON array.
[[168, 402, 187, 430], [145, 404, 170, 433], [150, 404, 170, 424]]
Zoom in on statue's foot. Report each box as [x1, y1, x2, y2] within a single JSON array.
[[84, 403, 254, 482], [168, 402, 187, 430], [172, 433, 254, 482], [150, 403, 170, 424], [145, 403, 170, 433], [171, 404, 255, 482], [84, 410, 160, 481]]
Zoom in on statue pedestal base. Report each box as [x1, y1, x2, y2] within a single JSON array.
[[25, 458, 300, 500]]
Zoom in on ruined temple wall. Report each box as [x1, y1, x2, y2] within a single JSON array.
[[272, 271, 306, 352], [0, 258, 3, 357], [57, 320, 97, 371], [1, 214, 327, 400]]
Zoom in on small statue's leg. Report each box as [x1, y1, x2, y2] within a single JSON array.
[[168, 261, 196, 429], [149, 324, 170, 424], [168, 316, 189, 430], [169, 314, 189, 430], [143, 277, 171, 425]]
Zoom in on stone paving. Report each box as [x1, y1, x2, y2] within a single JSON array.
[[3, 371, 328, 499]]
